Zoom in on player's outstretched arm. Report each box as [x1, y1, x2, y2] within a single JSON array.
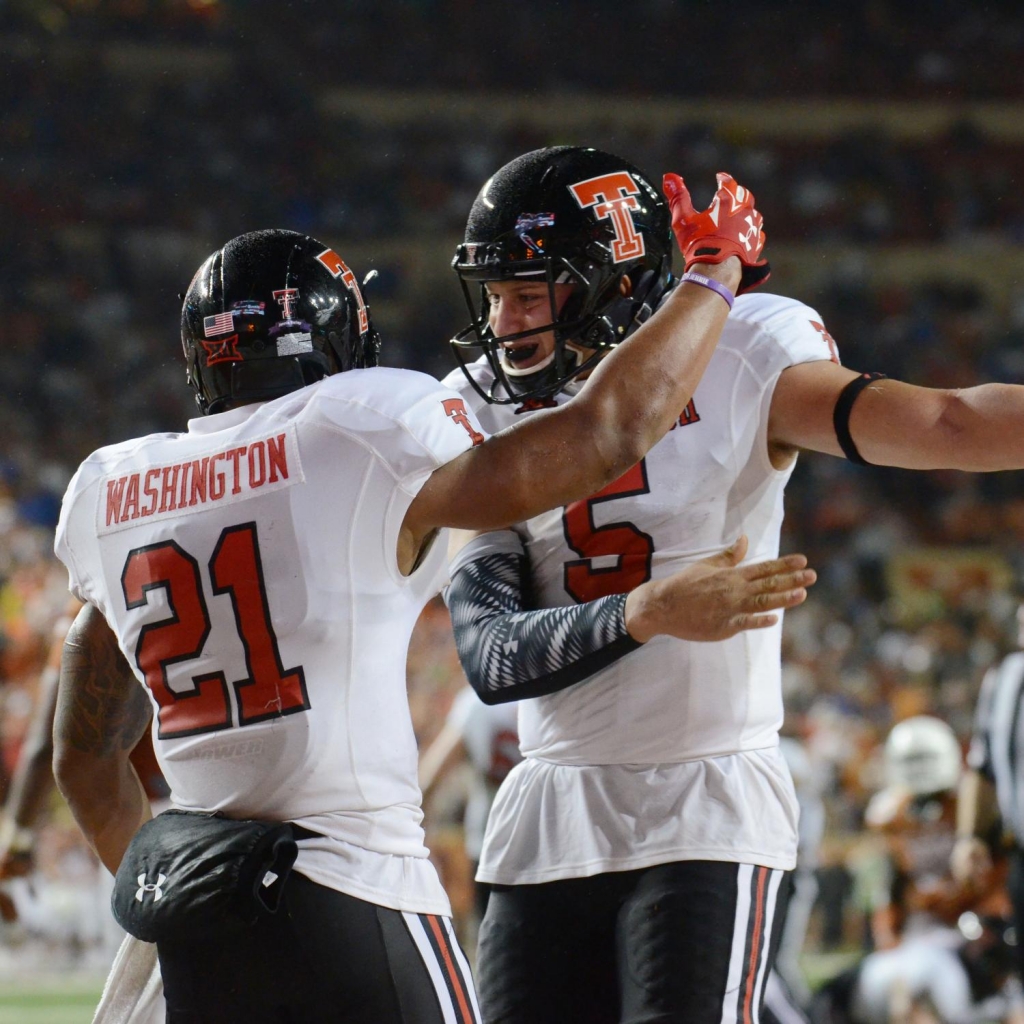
[[446, 533, 814, 705], [52, 603, 153, 875], [403, 175, 764, 564], [769, 359, 1024, 470]]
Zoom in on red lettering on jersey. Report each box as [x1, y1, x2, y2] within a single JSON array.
[[248, 441, 267, 487], [272, 288, 299, 320], [568, 171, 645, 263], [315, 249, 371, 336], [106, 477, 127, 526], [201, 334, 241, 367], [102, 433, 296, 530], [123, 474, 141, 520], [810, 321, 840, 364], [158, 465, 180, 513], [227, 447, 246, 495], [442, 398, 485, 446], [189, 458, 209, 506], [267, 433, 289, 480], [209, 452, 227, 501], [141, 469, 159, 517]]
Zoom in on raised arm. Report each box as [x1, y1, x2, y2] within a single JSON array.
[[53, 603, 153, 875], [402, 174, 764, 566], [769, 360, 1024, 470]]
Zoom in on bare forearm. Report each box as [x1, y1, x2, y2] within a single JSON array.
[[957, 768, 999, 839], [56, 753, 149, 875], [858, 382, 1024, 471], [939, 384, 1024, 470], [52, 604, 154, 875]]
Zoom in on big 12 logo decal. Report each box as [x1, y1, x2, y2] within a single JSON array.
[[568, 172, 646, 263]]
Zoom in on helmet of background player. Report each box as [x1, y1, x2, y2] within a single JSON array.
[[181, 229, 381, 415], [883, 715, 963, 796], [451, 146, 672, 405]]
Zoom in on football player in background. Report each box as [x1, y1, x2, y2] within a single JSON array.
[[51, 194, 808, 1024], [810, 910, 1024, 1024], [419, 683, 522, 943], [442, 144, 1024, 1024], [865, 716, 997, 952]]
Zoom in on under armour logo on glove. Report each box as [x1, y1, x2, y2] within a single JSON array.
[[740, 215, 762, 253], [136, 873, 168, 902]]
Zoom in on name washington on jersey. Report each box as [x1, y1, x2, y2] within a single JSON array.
[[102, 431, 292, 531]]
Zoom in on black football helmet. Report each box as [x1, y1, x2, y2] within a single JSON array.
[[451, 146, 672, 404], [181, 229, 380, 415]]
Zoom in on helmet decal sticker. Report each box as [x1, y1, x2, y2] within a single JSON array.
[[514, 213, 556, 255], [203, 311, 235, 338], [231, 300, 266, 316], [568, 172, 646, 263], [200, 335, 242, 366], [315, 249, 370, 335], [272, 288, 300, 320], [275, 331, 314, 356]]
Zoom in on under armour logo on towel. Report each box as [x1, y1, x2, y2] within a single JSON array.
[[502, 639, 519, 655], [136, 873, 167, 902]]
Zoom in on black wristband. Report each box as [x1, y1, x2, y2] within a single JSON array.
[[833, 372, 886, 466]]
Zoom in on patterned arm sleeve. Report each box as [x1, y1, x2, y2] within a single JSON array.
[[445, 531, 642, 705]]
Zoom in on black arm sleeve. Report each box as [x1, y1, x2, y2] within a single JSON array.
[[445, 547, 642, 705]]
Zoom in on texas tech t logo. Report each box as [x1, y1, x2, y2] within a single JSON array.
[[568, 172, 645, 263], [442, 398, 484, 446], [315, 249, 370, 335]]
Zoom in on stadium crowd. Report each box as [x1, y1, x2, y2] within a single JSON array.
[[3, 1, 1024, 1014]]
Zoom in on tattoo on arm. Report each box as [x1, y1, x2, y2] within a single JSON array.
[[58, 606, 151, 757]]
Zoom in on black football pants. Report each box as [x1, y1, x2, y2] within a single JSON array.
[[157, 873, 480, 1023], [477, 860, 792, 1024]]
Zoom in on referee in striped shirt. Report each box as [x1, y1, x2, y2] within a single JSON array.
[[952, 603, 1024, 981]]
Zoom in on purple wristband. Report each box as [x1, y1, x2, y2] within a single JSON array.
[[680, 271, 735, 309]]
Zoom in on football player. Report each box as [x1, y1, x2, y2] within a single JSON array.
[[441, 145, 1024, 1024], [419, 683, 522, 938], [864, 716, 998, 952], [51, 200, 808, 1024]]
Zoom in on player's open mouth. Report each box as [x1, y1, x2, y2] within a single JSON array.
[[503, 343, 540, 365]]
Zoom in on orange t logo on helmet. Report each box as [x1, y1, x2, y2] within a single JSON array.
[[567, 172, 646, 263]]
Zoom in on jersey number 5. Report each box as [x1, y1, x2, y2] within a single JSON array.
[[561, 460, 654, 603], [121, 522, 309, 739]]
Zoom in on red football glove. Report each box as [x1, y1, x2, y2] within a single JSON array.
[[663, 172, 770, 293]]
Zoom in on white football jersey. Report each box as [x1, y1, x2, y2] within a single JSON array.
[[55, 368, 485, 915], [443, 291, 838, 882]]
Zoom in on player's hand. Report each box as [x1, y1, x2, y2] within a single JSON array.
[[623, 535, 814, 643], [663, 172, 770, 293], [949, 835, 992, 886]]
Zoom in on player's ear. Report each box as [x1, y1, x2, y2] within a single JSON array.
[[619, 275, 633, 297]]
